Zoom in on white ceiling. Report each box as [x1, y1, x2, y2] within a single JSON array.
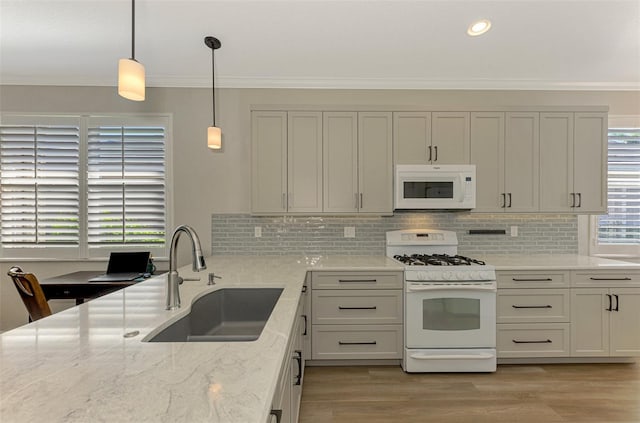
[[1, 0, 639, 90]]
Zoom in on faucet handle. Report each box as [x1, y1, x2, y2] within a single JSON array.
[[208, 273, 222, 285], [182, 277, 201, 282]]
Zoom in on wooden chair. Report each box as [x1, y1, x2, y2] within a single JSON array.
[[7, 266, 52, 322]]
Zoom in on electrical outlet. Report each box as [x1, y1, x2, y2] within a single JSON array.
[[344, 227, 356, 238], [254, 226, 262, 238], [510, 226, 518, 237]]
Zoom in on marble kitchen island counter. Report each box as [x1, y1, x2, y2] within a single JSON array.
[[0, 255, 400, 423]]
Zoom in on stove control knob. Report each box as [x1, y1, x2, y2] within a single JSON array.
[[416, 273, 426, 281], [470, 271, 480, 280], [456, 271, 467, 280], [442, 271, 452, 280]]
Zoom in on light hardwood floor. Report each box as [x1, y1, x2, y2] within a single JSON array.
[[299, 363, 640, 423]]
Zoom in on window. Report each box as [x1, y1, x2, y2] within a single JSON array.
[[0, 114, 171, 259], [591, 116, 640, 257]]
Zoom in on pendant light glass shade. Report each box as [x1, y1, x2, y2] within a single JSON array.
[[208, 126, 222, 149], [205, 36, 222, 150], [118, 58, 145, 101], [118, 0, 145, 101]]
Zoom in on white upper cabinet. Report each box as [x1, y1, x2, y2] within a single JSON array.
[[431, 112, 471, 164], [393, 112, 431, 165], [358, 112, 393, 213], [539, 113, 574, 212], [323, 112, 393, 214], [251, 111, 322, 214], [539, 112, 607, 214], [504, 112, 540, 212], [470, 112, 505, 212], [394, 112, 470, 165], [251, 111, 287, 214], [573, 113, 607, 213], [323, 112, 359, 213], [287, 112, 323, 213]]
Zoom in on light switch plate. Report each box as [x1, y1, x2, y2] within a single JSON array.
[[510, 226, 518, 237], [254, 226, 262, 238]]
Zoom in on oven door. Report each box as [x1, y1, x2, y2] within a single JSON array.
[[405, 282, 496, 349]]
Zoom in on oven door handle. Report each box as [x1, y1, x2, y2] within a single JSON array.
[[407, 285, 496, 292], [409, 353, 495, 360]]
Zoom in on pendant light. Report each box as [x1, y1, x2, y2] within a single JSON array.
[[205, 36, 222, 149], [118, 0, 145, 101]]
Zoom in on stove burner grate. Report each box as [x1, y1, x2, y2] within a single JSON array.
[[393, 254, 486, 266]]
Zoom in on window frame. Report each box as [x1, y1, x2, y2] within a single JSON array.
[[0, 113, 173, 260], [589, 115, 640, 258]]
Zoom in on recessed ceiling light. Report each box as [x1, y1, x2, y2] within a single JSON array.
[[467, 19, 492, 36]]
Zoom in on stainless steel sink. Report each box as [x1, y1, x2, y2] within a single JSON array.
[[145, 288, 283, 342]]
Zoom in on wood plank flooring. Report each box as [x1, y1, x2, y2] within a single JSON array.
[[299, 363, 640, 423]]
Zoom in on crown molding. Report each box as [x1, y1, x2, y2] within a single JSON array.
[[1, 75, 639, 91]]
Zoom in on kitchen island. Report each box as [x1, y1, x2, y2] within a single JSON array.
[[0, 255, 400, 423]]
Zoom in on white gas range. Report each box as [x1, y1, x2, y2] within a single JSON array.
[[386, 229, 497, 373]]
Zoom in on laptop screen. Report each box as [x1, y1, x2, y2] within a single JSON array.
[[106, 252, 150, 274]]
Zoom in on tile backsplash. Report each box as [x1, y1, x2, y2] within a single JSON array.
[[211, 212, 577, 256]]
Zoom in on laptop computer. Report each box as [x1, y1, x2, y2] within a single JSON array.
[[89, 251, 150, 282]]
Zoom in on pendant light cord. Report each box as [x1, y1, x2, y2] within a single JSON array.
[[211, 45, 216, 126], [131, 0, 136, 60]]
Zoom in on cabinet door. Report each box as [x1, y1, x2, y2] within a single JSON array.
[[504, 112, 539, 212], [287, 112, 323, 213], [571, 288, 609, 356], [470, 112, 505, 212], [539, 113, 574, 212], [431, 112, 470, 164], [251, 111, 287, 213], [610, 288, 640, 356], [323, 112, 358, 213], [393, 112, 431, 165], [574, 112, 607, 213], [358, 112, 393, 213]]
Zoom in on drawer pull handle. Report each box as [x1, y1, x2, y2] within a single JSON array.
[[338, 306, 377, 310], [512, 305, 552, 309], [589, 277, 632, 281], [512, 278, 553, 282], [512, 339, 552, 344], [338, 341, 377, 345], [338, 279, 377, 283], [270, 409, 282, 423], [302, 315, 308, 335], [293, 350, 302, 386]]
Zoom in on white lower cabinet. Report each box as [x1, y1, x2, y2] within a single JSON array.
[[310, 271, 403, 361], [496, 270, 571, 358], [270, 296, 305, 423], [571, 287, 640, 357], [497, 323, 570, 358]]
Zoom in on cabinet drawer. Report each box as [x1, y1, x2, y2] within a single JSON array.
[[311, 271, 403, 290], [311, 325, 403, 359], [497, 289, 570, 323], [497, 271, 570, 288], [571, 271, 640, 287], [312, 290, 402, 324], [497, 323, 570, 358]]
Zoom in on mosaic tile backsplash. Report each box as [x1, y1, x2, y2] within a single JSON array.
[[211, 212, 578, 256]]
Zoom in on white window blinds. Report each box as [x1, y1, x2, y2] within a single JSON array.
[[0, 123, 80, 246], [87, 121, 166, 246], [597, 127, 640, 245]]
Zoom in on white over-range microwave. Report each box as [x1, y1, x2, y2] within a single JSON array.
[[394, 164, 476, 210]]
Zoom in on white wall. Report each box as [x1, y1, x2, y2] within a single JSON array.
[[1, 85, 638, 330]]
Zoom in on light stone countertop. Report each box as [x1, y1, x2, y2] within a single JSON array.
[[477, 254, 640, 271], [0, 255, 401, 423]]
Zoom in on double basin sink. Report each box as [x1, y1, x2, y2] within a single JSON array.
[[145, 288, 283, 343]]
